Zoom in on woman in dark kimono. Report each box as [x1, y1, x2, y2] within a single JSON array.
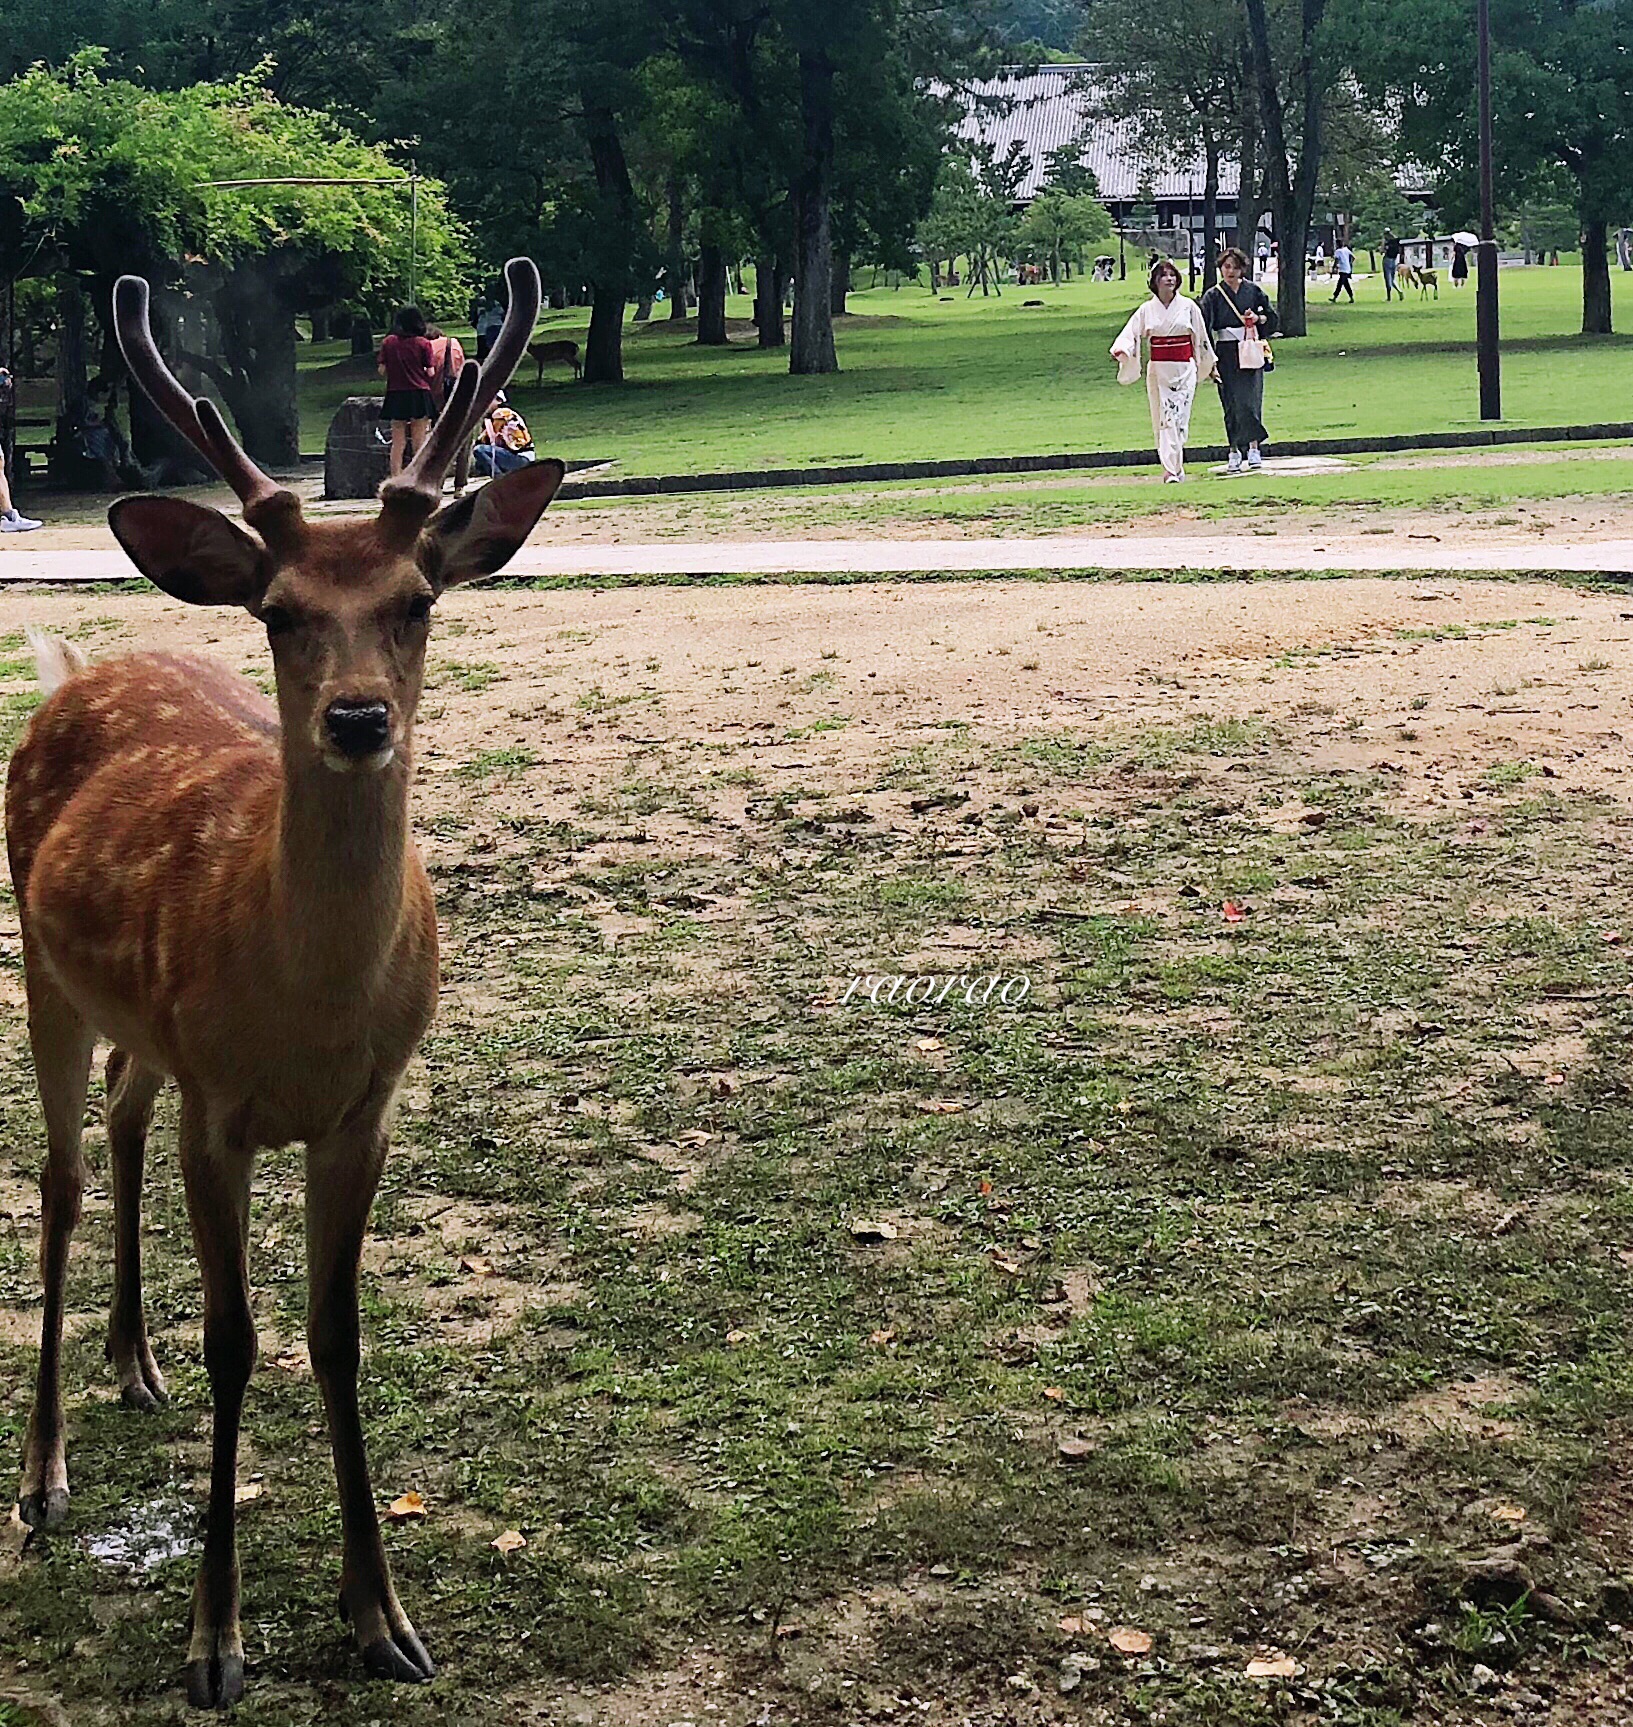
[[1199, 248, 1280, 475]]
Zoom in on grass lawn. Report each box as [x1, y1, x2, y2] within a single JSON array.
[[296, 265, 1633, 478], [5, 578, 1633, 1723]]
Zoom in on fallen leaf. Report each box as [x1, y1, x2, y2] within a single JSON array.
[[914, 1036, 945, 1053], [386, 1492, 427, 1522], [868, 1328, 896, 1347], [1490, 1501, 1528, 1524], [459, 1254, 496, 1277], [1245, 1653, 1301, 1679], [916, 1098, 965, 1115], [849, 1219, 898, 1243], [1042, 1386, 1066, 1403], [270, 1348, 309, 1374], [725, 1329, 751, 1346], [1544, 1072, 1566, 1086], [1058, 1437, 1097, 1464], [774, 1623, 804, 1639], [491, 1529, 527, 1555], [1222, 900, 1246, 923], [711, 1076, 738, 1098], [1491, 1207, 1525, 1237], [1058, 1615, 1086, 1635], [989, 1254, 1023, 1277], [1107, 1626, 1153, 1656], [979, 1178, 994, 1196], [234, 1482, 264, 1506], [1298, 808, 1328, 828], [678, 1128, 715, 1148]]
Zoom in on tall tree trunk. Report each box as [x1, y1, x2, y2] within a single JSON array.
[[213, 263, 300, 465], [583, 103, 635, 384], [754, 253, 785, 348], [1237, 74, 1268, 272], [52, 275, 88, 486], [790, 49, 838, 375], [349, 315, 374, 357], [1582, 217, 1613, 334], [667, 174, 689, 321], [1245, 0, 1327, 335], [830, 249, 851, 315], [930, 259, 942, 291], [1202, 129, 1221, 291], [697, 245, 729, 344]]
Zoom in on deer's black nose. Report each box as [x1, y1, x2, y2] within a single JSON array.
[[324, 700, 391, 758]]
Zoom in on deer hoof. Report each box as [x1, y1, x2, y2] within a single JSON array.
[[18, 1485, 69, 1530], [185, 1649, 245, 1710], [363, 1634, 436, 1683]]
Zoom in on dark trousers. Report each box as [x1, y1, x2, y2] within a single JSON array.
[[1331, 272, 1354, 302], [1217, 365, 1267, 454]]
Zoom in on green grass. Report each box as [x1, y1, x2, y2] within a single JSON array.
[[296, 265, 1632, 478]]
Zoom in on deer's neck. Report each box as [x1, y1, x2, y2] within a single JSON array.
[[272, 743, 415, 1001]]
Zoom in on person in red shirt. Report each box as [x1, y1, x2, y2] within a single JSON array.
[[377, 306, 437, 476]]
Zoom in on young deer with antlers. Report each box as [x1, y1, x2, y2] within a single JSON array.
[[10, 258, 562, 1707]]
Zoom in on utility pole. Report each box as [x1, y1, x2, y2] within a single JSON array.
[[1476, 0, 1501, 418]]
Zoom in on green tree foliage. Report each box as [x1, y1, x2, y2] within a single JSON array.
[[0, 53, 467, 462], [1015, 190, 1112, 280], [1344, 0, 1633, 332]]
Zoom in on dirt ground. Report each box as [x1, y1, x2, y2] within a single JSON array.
[[4, 573, 1633, 1725]]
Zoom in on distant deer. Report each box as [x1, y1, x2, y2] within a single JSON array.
[[9, 258, 563, 1708], [527, 337, 582, 383]]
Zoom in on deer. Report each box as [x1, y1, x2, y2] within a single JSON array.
[[527, 336, 582, 384], [9, 257, 564, 1708]]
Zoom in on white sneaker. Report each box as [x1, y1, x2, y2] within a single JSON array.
[[1227, 450, 1243, 475], [1247, 448, 1263, 471], [0, 509, 41, 532], [1163, 471, 1183, 484]]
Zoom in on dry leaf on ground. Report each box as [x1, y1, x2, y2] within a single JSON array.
[[1107, 1626, 1153, 1656], [725, 1329, 751, 1346], [1042, 1386, 1066, 1402], [916, 1098, 965, 1114], [914, 1036, 945, 1052], [459, 1254, 496, 1277], [678, 1128, 715, 1147], [868, 1328, 896, 1347], [234, 1482, 263, 1506], [1058, 1438, 1097, 1463], [491, 1529, 526, 1555], [386, 1492, 427, 1522], [1245, 1653, 1301, 1679]]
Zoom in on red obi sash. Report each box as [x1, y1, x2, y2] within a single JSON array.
[[1149, 335, 1194, 362]]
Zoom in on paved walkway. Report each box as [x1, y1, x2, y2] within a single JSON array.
[[2, 531, 1629, 586]]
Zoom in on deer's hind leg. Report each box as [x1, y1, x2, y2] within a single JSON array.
[[17, 956, 94, 1529], [105, 1048, 167, 1411]]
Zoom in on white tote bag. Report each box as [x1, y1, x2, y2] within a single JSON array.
[[1222, 284, 1265, 369]]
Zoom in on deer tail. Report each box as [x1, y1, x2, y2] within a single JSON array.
[[25, 626, 88, 696]]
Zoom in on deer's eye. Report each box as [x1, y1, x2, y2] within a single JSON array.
[[405, 593, 434, 625], [261, 605, 297, 637]]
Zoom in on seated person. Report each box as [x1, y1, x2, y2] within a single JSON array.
[[473, 392, 536, 476]]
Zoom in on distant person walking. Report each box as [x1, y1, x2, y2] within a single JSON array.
[[474, 297, 505, 362], [1383, 230, 1402, 301], [1330, 241, 1355, 302], [377, 306, 437, 477], [1110, 259, 1217, 484], [1200, 248, 1279, 475], [1451, 239, 1470, 287]]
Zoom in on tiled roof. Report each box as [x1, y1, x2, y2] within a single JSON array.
[[949, 66, 1241, 203]]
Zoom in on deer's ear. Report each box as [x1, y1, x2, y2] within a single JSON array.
[[109, 496, 271, 607], [418, 459, 566, 590]]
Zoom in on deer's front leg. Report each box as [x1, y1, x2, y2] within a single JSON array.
[[177, 1097, 256, 1709], [306, 1117, 434, 1685]]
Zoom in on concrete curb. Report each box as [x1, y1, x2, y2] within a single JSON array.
[[550, 422, 1633, 501]]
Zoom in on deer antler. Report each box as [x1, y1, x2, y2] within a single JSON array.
[[380, 256, 542, 519], [112, 276, 300, 535]]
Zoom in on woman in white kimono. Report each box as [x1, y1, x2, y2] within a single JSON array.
[[1110, 259, 1218, 483]]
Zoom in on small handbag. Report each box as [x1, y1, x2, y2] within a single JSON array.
[[1220, 283, 1266, 369]]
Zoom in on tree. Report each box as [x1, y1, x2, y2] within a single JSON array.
[[1243, 0, 1334, 335], [0, 54, 468, 467], [1079, 0, 1245, 290], [1345, 0, 1633, 332], [1015, 190, 1111, 280]]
